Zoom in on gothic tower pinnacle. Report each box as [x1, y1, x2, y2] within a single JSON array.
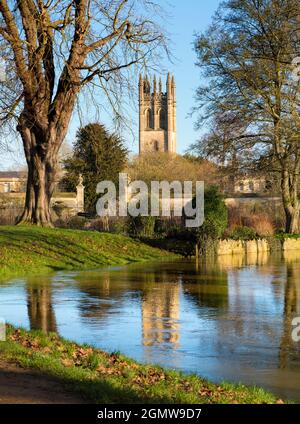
[[139, 73, 176, 154]]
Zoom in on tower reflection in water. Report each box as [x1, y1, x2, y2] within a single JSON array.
[[76, 268, 182, 349], [22, 252, 300, 378], [142, 279, 181, 347]]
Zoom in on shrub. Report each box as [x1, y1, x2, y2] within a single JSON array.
[[228, 202, 283, 234], [243, 214, 275, 237], [127, 215, 156, 238], [109, 218, 129, 235], [165, 226, 194, 240], [228, 225, 258, 240], [186, 186, 228, 255], [276, 232, 300, 239], [202, 186, 228, 237], [228, 206, 242, 228], [154, 217, 183, 237], [64, 215, 88, 230], [84, 217, 112, 232]]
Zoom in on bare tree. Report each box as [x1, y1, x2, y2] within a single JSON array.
[[0, 0, 167, 226], [193, 0, 300, 233]]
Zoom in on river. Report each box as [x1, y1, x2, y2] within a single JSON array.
[[1, 252, 300, 401]]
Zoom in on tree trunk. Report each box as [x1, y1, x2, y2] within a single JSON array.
[[285, 207, 300, 234], [18, 161, 53, 227], [17, 124, 58, 227], [281, 169, 300, 234]]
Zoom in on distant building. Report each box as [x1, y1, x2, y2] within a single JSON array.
[[139, 73, 176, 154], [0, 171, 84, 217], [0, 171, 26, 193], [222, 172, 273, 196], [233, 177, 268, 195]]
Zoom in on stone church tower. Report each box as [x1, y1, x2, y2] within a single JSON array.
[[139, 73, 176, 154]]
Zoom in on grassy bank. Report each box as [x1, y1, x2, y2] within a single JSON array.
[[276, 233, 300, 239], [0, 226, 177, 280], [0, 325, 283, 404]]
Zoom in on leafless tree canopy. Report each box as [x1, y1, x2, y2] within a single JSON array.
[[193, 0, 300, 233], [0, 0, 168, 225]]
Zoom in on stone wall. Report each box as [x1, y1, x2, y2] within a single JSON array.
[[0, 178, 26, 193], [217, 238, 300, 256], [225, 197, 282, 208], [0, 184, 84, 221], [282, 238, 300, 251]]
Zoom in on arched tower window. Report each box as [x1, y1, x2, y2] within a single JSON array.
[[145, 109, 152, 129], [154, 141, 159, 151], [159, 109, 166, 130]]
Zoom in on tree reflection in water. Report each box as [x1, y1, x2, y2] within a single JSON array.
[[20, 253, 300, 385], [278, 253, 300, 369], [26, 277, 57, 333]]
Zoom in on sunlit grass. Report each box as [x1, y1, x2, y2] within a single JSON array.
[[0, 325, 285, 404], [0, 225, 178, 280]]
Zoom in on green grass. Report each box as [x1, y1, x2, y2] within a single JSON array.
[[276, 233, 300, 239], [0, 325, 284, 404], [0, 226, 178, 280]]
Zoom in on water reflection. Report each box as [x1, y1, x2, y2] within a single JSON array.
[[142, 280, 180, 346], [27, 277, 57, 333], [75, 268, 182, 348], [76, 272, 126, 321], [279, 260, 300, 369], [187, 259, 228, 310], [1, 253, 300, 401]]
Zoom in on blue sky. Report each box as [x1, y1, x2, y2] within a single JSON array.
[[1, 0, 221, 169], [164, 0, 221, 154]]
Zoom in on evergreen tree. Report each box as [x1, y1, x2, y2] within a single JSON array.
[[62, 123, 128, 213]]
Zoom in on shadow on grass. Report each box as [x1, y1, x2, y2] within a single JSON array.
[[139, 237, 195, 257], [0, 227, 164, 279], [0, 361, 173, 404], [1, 228, 109, 268]]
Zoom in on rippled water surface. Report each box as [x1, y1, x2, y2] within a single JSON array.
[[1, 252, 300, 401]]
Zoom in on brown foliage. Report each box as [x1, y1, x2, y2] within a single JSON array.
[[126, 153, 219, 187], [0, 1, 167, 226], [227, 205, 275, 237]]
